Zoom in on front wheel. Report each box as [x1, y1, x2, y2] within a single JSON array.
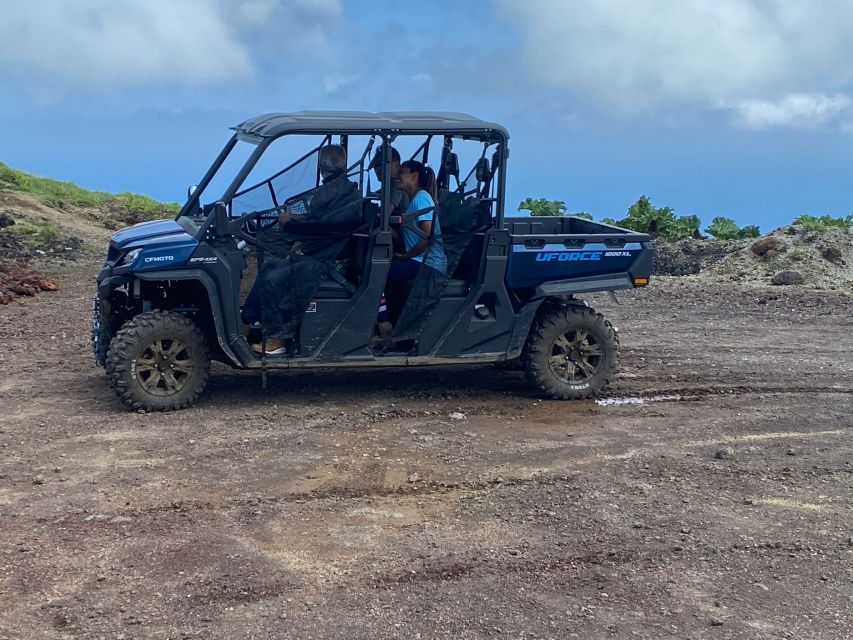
[[524, 305, 619, 400], [105, 311, 210, 411]]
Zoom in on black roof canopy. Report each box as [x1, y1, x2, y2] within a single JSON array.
[[233, 111, 509, 142]]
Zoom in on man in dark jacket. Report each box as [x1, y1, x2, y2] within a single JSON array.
[[241, 144, 362, 354]]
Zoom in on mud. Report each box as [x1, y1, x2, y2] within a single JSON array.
[[0, 263, 851, 640]]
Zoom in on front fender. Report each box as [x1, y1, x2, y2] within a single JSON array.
[[134, 269, 240, 366]]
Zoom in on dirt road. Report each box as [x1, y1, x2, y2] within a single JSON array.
[[1, 261, 851, 639]]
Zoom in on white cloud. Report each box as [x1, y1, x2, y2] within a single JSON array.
[[499, 0, 853, 117], [728, 93, 852, 130], [0, 0, 343, 88], [0, 1, 250, 85]]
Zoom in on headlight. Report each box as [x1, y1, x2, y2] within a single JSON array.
[[119, 248, 142, 267]]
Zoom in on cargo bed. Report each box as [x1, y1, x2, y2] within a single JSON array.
[[504, 216, 654, 291]]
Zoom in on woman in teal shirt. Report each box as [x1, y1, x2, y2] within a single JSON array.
[[384, 160, 447, 324], [390, 160, 447, 278]]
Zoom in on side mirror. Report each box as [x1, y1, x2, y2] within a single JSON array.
[[187, 185, 198, 199]]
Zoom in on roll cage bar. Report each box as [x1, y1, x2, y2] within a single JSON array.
[[179, 123, 509, 240]]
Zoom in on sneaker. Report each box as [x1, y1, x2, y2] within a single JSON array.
[[376, 321, 393, 340], [370, 321, 393, 345], [252, 338, 289, 355]]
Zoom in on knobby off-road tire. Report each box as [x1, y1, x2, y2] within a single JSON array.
[[105, 311, 210, 412], [524, 305, 619, 400]]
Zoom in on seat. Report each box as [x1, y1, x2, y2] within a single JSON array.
[[344, 233, 370, 285], [315, 232, 371, 299], [444, 279, 469, 296], [315, 278, 352, 299]]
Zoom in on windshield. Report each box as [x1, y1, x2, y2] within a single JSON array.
[[230, 137, 327, 218], [228, 135, 379, 220]]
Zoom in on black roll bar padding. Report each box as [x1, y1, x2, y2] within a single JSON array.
[[212, 201, 229, 236], [445, 153, 460, 189], [377, 139, 393, 231], [480, 146, 502, 199], [437, 136, 453, 190]]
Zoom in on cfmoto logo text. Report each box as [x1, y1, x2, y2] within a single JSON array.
[[535, 251, 602, 262], [144, 255, 175, 263]]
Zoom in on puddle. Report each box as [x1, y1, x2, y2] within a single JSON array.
[[595, 394, 695, 406]]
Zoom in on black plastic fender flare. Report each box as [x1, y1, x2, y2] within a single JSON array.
[[134, 269, 241, 366]]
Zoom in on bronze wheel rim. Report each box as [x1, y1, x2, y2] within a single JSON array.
[[134, 338, 194, 396], [548, 329, 602, 384]]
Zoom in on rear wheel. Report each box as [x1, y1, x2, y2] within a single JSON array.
[[106, 311, 210, 411], [524, 305, 618, 400]]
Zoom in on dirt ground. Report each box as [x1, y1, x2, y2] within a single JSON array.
[[0, 260, 851, 640]]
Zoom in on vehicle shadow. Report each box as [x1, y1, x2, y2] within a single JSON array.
[[203, 363, 532, 406]]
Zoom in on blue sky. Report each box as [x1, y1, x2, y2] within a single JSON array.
[[1, 0, 851, 232]]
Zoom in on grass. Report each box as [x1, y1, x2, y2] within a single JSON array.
[[5, 221, 62, 250], [0, 161, 179, 221]]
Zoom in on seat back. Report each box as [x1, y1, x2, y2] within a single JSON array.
[[437, 190, 491, 279], [345, 233, 370, 284]]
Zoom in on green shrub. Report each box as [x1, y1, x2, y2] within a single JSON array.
[[705, 217, 738, 239], [672, 214, 702, 239], [604, 195, 700, 239], [793, 214, 853, 230], [518, 197, 567, 217], [739, 224, 761, 238], [571, 212, 593, 220], [705, 216, 761, 240]]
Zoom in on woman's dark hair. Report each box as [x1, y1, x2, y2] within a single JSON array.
[[399, 159, 437, 202]]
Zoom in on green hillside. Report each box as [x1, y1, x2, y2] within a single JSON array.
[[0, 161, 179, 219]]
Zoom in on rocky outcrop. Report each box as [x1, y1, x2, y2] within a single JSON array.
[[771, 270, 806, 286], [750, 236, 784, 257]]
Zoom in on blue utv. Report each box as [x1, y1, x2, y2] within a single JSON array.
[[93, 112, 654, 411]]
